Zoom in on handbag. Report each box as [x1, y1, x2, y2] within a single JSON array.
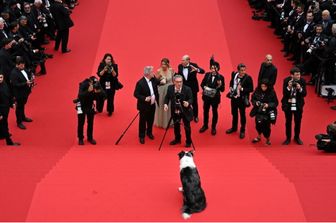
[[114, 79, 123, 90], [243, 95, 251, 107], [203, 86, 217, 98]]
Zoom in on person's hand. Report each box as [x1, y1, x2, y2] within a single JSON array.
[[164, 104, 168, 111], [160, 78, 166, 85], [217, 80, 222, 86], [190, 65, 198, 72], [0, 115, 3, 121], [237, 84, 242, 91], [12, 103, 16, 109], [183, 101, 189, 107], [88, 84, 94, 92], [263, 103, 269, 109], [27, 80, 33, 86], [298, 33, 302, 39], [296, 83, 302, 90], [18, 38, 24, 43], [288, 80, 293, 88], [145, 96, 151, 102]]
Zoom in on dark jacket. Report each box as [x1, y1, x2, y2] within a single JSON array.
[[258, 63, 277, 87], [10, 67, 32, 100], [77, 79, 105, 114], [134, 77, 159, 111], [164, 84, 193, 122], [200, 72, 225, 104], [97, 62, 118, 92], [0, 81, 14, 116], [177, 62, 205, 93], [50, 1, 74, 31], [228, 71, 254, 99], [281, 76, 307, 112], [0, 48, 15, 81]]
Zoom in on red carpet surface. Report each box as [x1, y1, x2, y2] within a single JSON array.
[[1, 0, 336, 221]]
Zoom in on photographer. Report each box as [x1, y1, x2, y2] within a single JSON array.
[[76, 76, 105, 145], [226, 63, 254, 139], [316, 121, 336, 152], [199, 57, 224, 135], [281, 67, 307, 145], [0, 73, 20, 146], [250, 79, 278, 145], [96, 53, 119, 116], [164, 75, 193, 147], [10, 57, 34, 130]]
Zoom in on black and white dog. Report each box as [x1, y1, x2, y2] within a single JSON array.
[[178, 151, 206, 219]]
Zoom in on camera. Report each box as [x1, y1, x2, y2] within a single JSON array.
[[292, 80, 298, 88], [105, 63, 114, 73], [174, 92, 184, 115]]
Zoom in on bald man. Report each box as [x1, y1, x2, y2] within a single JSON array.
[[258, 54, 277, 87], [177, 55, 205, 123]]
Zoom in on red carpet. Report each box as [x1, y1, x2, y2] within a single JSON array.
[[1, 0, 336, 221]]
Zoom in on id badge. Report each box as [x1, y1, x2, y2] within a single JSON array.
[[105, 81, 111, 89]]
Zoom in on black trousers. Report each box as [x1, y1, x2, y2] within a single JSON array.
[[96, 90, 115, 113], [77, 112, 94, 140], [138, 105, 155, 138], [255, 118, 271, 138], [284, 110, 303, 139], [173, 114, 192, 144], [203, 100, 219, 129], [55, 28, 69, 52], [16, 97, 28, 124], [192, 91, 198, 118], [0, 108, 10, 138], [231, 98, 246, 132]]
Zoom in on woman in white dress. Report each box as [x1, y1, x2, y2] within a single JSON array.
[[154, 58, 174, 128]]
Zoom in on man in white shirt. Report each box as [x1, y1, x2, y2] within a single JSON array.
[[134, 66, 159, 144]]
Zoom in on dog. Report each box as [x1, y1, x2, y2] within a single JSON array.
[[178, 150, 206, 219]]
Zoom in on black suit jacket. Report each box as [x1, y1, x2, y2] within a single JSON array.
[[50, 2, 74, 31], [0, 48, 15, 81], [10, 67, 32, 100], [281, 76, 307, 112], [0, 81, 13, 116], [177, 62, 205, 93], [97, 62, 119, 91], [134, 77, 159, 111], [200, 72, 225, 104], [229, 71, 254, 98], [164, 85, 193, 122]]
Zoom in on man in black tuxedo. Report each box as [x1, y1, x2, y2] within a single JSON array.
[[164, 75, 193, 147], [0, 73, 20, 146], [226, 63, 254, 139], [10, 57, 33, 130], [281, 67, 307, 145], [50, 0, 74, 53], [177, 55, 204, 123], [76, 76, 105, 145], [199, 59, 225, 135], [134, 66, 159, 144], [257, 54, 277, 87]]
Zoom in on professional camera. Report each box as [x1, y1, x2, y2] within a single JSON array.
[[316, 122, 336, 152], [292, 80, 299, 88], [174, 92, 184, 115], [105, 63, 114, 73]]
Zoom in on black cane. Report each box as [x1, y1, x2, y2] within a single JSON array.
[[115, 112, 139, 145], [158, 116, 173, 151]]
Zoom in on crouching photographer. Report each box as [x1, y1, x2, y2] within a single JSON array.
[[316, 121, 336, 152], [164, 75, 193, 148], [75, 76, 105, 146], [250, 79, 278, 145]]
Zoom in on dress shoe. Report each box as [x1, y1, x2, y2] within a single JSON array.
[[88, 139, 97, 145], [23, 117, 33, 122], [239, 131, 245, 139], [139, 138, 145, 144], [17, 123, 26, 130], [169, 139, 181, 145], [211, 128, 217, 135], [199, 126, 208, 133], [226, 128, 237, 134], [62, 49, 71, 54], [147, 133, 154, 140], [78, 139, 84, 145], [282, 138, 290, 145], [266, 139, 271, 145], [252, 137, 261, 143], [7, 142, 21, 146], [108, 112, 113, 117], [294, 137, 303, 145], [194, 117, 199, 123], [185, 143, 191, 148]]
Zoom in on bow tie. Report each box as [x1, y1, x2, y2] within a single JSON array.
[[183, 66, 189, 69]]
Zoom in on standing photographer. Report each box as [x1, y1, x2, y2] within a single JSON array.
[[76, 76, 105, 145], [10, 57, 34, 130], [226, 63, 254, 139], [199, 58, 224, 135], [250, 79, 278, 145], [164, 75, 193, 147], [96, 53, 119, 116], [281, 67, 307, 145]]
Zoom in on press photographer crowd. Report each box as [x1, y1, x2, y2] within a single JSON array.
[[0, 0, 77, 145], [0, 0, 335, 152]]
